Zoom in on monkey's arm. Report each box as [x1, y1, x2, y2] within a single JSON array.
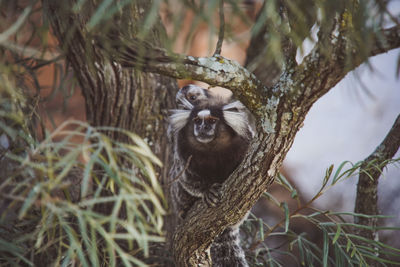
[[179, 178, 222, 207], [172, 174, 222, 219]]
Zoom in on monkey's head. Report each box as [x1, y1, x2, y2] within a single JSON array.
[[176, 84, 210, 109], [176, 84, 233, 110], [170, 101, 254, 151]]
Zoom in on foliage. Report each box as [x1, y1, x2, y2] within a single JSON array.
[[154, 0, 399, 68], [241, 160, 400, 267], [0, 83, 166, 266]]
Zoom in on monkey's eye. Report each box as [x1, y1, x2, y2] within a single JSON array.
[[207, 116, 219, 124], [189, 95, 197, 101], [193, 117, 202, 124]]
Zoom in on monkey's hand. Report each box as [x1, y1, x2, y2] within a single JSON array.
[[203, 183, 223, 207]]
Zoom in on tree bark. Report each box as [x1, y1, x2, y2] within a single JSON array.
[[42, 0, 177, 157], [42, 0, 178, 263], [354, 114, 400, 240]]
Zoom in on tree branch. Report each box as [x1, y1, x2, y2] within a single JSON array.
[[102, 35, 267, 117], [107, 22, 400, 121], [370, 26, 400, 57], [354, 114, 400, 241], [290, 25, 400, 106]]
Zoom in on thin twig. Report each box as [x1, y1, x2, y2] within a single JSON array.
[[213, 0, 224, 56]]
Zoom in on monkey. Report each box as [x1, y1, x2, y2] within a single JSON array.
[[169, 86, 254, 267], [175, 84, 226, 110], [175, 84, 211, 109]]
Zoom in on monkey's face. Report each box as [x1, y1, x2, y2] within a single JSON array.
[[176, 85, 209, 109], [192, 109, 219, 144], [186, 89, 208, 104]]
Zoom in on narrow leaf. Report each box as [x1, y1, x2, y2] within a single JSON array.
[[332, 223, 341, 244], [282, 202, 290, 233], [322, 229, 329, 267]]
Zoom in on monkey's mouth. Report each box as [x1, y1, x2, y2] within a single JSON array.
[[196, 135, 214, 144]]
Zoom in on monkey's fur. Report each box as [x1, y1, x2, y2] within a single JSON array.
[[169, 85, 253, 267]]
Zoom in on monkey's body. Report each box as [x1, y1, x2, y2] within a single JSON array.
[[169, 85, 252, 267], [172, 105, 250, 218]]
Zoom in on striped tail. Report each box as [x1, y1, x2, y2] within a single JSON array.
[[210, 227, 249, 267]]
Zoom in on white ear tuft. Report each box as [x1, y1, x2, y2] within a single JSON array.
[[176, 94, 194, 109], [223, 101, 255, 138], [169, 109, 191, 134], [223, 110, 249, 137], [222, 100, 245, 111]]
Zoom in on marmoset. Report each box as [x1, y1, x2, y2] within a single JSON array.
[[169, 85, 254, 267]]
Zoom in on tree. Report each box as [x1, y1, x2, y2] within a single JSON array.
[[1, 0, 400, 266]]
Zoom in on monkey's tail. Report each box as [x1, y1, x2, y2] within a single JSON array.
[[210, 227, 249, 267]]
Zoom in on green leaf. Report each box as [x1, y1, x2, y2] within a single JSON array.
[[332, 161, 352, 184], [350, 246, 357, 258], [282, 202, 290, 233], [82, 145, 102, 198], [332, 223, 341, 244], [0, 239, 33, 266], [18, 183, 41, 219], [87, 0, 114, 29], [346, 239, 352, 252], [259, 218, 264, 241], [323, 164, 334, 186], [322, 229, 329, 267]]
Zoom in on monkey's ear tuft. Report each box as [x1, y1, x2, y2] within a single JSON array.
[[176, 94, 194, 109], [222, 101, 245, 112], [222, 101, 248, 137], [223, 110, 249, 137], [223, 101, 255, 138], [169, 109, 191, 134]]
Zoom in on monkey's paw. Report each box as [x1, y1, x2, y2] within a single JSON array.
[[203, 183, 223, 207]]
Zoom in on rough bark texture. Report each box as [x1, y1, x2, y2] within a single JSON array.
[[42, 1, 177, 158], [354, 115, 400, 241]]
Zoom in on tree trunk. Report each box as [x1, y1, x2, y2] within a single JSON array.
[[43, 0, 177, 159], [42, 0, 178, 263]]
